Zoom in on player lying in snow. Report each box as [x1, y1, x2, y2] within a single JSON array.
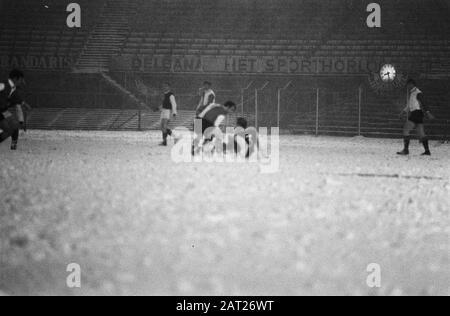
[[0, 69, 31, 150]]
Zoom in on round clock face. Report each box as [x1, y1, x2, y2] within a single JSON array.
[[380, 64, 397, 82]]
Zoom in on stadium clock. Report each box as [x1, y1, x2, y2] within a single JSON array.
[[380, 64, 397, 82]]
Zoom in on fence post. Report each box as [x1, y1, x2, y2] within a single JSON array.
[[316, 88, 320, 136], [123, 73, 127, 109], [358, 86, 362, 136], [406, 88, 409, 123], [241, 81, 253, 118], [241, 92, 244, 117], [255, 82, 269, 130], [138, 110, 142, 131], [277, 89, 281, 128], [98, 74, 102, 108], [277, 81, 292, 129], [255, 88, 258, 130]]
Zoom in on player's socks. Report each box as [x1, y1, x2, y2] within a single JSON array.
[[397, 137, 410, 155], [421, 139, 431, 155], [10, 141, 17, 150], [161, 136, 167, 146], [159, 136, 167, 146], [191, 142, 197, 156]]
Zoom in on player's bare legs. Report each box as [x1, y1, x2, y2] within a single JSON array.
[[398, 121, 415, 155], [417, 124, 431, 155], [160, 118, 171, 146], [397, 122, 431, 156]]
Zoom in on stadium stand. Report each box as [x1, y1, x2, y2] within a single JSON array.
[[118, 0, 449, 60], [119, 0, 336, 57], [75, 0, 137, 72], [0, 0, 102, 60], [26, 108, 193, 131], [26, 107, 255, 132]]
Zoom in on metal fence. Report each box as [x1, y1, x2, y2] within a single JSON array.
[[25, 74, 450, 139], [241, 83, 450, 139], [241, 84, 365, 135]]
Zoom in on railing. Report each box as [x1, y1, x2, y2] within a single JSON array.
[[247, 85, 450, 140], [22, 81, 450, 140]]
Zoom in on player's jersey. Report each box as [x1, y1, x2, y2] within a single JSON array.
[[200, 89, 215, 107], [203, 106, 228, 125], [162, 92, 175, 110], [407, 87, 423, 112], [196, 89, 216, 116]]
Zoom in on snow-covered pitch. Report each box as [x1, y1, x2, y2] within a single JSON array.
[[0, 130, 449, 296]]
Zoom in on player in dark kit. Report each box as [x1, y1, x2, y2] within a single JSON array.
[[0, 69, 27, 150], [200, 101, 236, 135], [397, 79, 435, 156], [159, 83, 178, 146], [192, 101, 237, 154]]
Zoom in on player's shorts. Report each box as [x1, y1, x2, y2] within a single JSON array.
[[201, 118, 214, 135], [408, 110, 424, 124], [160, 109, 172, 121]]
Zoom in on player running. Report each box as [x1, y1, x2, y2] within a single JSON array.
[[397, 79, 435, 156], [0, 69, 27, 150]]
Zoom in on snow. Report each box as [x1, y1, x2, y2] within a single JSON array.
[[0, 130, 449, 296]]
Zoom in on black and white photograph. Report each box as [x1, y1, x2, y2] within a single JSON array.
[[0, 0, 449, 299]]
